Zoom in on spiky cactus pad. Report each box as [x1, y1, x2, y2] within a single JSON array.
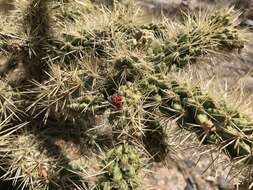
[[0, 0, 251, 189]]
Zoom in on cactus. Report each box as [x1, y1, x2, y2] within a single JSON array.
[[0, 81, 23, 122], [25, 64, 110, 123], [149, 8, 245, 70], [98, 143, 141, 190], [108, 82, 147, 138], [0, 0, 251, 189], [141, 74, 253, 163], [1, 131, 59, 190]]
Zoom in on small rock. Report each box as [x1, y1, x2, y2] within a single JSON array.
[[218, 176, 234, 190], [239, 19, 253, 29]]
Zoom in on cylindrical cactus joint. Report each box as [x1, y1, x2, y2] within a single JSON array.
[[98, 143, 141, 190]]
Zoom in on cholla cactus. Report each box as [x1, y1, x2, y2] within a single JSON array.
[[0, 125, 92, 190], [25, 64, 109, 123], [150, 8, 245, 70], [98, 143, 141, 190], [109, 82, 147, 138], [0, 80, 23, 122], [143, 74, 253, 163], [1, 130, 59, 190], [0, 0, 251, 189]]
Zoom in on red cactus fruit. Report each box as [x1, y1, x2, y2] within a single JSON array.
[[37, 166, 49, 183], [111, 95, 124, 110]]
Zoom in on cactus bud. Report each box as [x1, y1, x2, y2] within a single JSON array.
[[113, 165, 123, 182]]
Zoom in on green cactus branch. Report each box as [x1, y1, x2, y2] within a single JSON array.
[[141, 74, 253, 162], [149, 8, 245, 69], [98, 143, 142, 190]]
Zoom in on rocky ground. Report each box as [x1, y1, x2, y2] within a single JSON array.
[[1, 0, 253, 190]]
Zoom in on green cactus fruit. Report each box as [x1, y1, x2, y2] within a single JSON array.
[[182, 97, 197, 107], [148, 76, 168, 90], [151, 40, 164, 55], [78, 102, 88, 110], [113, 163, 123, 182], [108, 161, 116, 174], [195, 113, 215, 131], [120, 154, 129, 169], [171, 102, 184, 113], [206, 108, 226, 122], [128, 149, 139, 162], [160, 100, 185, 116], [106, 149, 115, 158], [127, 166, 136, 178], [140, 81, 158, 94], [231, 117, 252, 129], [102, 182, 111, 190], [203, 132, 219, 144], [115, 145, 123, 157], [140, 23, 166, 39], [118, 180, 128, 190], [152, 94, 162, 103]]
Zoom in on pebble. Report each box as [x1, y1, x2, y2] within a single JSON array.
[[240, 19, 253, 29]]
